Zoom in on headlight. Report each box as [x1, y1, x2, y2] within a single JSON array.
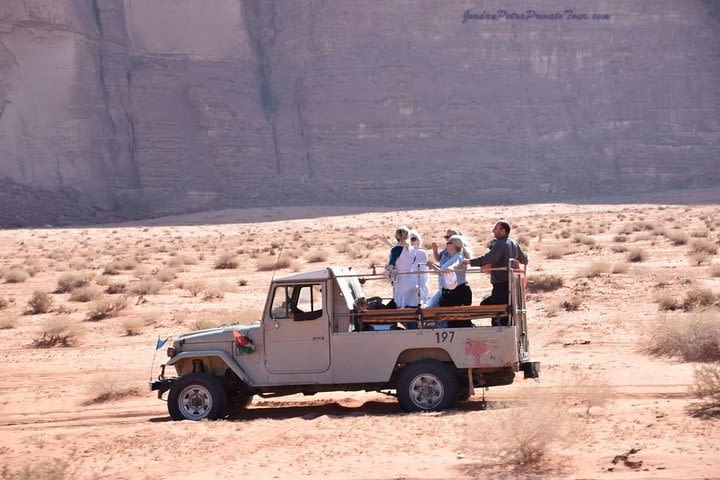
[[167, 347, 176, 357]]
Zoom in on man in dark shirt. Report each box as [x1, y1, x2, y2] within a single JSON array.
[[463, 220, 528, 315]]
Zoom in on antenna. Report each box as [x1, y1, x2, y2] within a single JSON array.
[[270, 237, 286, 284]]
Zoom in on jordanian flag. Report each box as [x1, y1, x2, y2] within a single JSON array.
[[233, 329, 255, 354]]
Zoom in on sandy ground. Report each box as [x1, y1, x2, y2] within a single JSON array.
[[1, 197, 719, 479]]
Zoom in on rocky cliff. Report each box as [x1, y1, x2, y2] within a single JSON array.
[[1, 0, 719, 225]]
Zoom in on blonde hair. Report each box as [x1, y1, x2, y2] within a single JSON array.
[[446, 227, 463, 236], [448, 235, 473, 259], [409, 229, 422, 245], [395, 226, 410, 242]]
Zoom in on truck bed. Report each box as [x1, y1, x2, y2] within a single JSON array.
[[353, 304, 510, 328]]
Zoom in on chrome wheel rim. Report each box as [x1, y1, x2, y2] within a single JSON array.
[[409, 373, 444, 410], [179, 385, 213, 420]]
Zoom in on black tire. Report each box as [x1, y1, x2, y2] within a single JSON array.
[[168, 373, 227, 421], [397, 359, 459, 412], [228, 394, 254, 410]]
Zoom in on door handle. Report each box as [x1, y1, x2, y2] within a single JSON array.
[[274, 321, 280, 329], [312, 336, 325, 340]]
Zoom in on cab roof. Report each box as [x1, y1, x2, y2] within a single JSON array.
[[274, 266, 356, 283]]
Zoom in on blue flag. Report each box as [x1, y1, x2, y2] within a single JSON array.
[[155, 337, 169, 350]]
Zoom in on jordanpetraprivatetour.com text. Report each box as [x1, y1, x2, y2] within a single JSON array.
[[462, 9, 611, 23]]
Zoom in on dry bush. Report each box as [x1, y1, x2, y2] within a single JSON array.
[[527, 274, 563, 292], [0, 297, 7, 310], [560, 371, 615, 415], [202, 287, 225, 301], [666, 230, 689, 245], [256, 255, 292, 271], [2, 268, 30, 283], [154, 267, 177, 282], [690, 230, 710, 238], [178, 279, 206, 296], [106, 282, 126, 294], [645, 309, 720, 361], [0, 458, 72, 480], [581, 261, 610, 278], [654, 293, 679, 311], [103, 257, 137, 275], [121, 316, 144, 336], [682, 288, 716, 311], [131, 278, 162, 295], [542, 245, 566, 259], [471, 397, 582, 467], [690, 251, 710, 266], [214, 253, 239, 269], [69, 285, 101, 302], [690, 238, 718, 255], [691, 364, 720, 416], [627, 247, 647, 262], [711, 264, 720, 277], [561, 296, 582, 311], [0, 316, 17, 329], [190, 317, 219, 331], [86, 297, 128, 321], [26, 291, 53, 314], [166, 255, 196, 267], [32, 317, 83, 348], [83, 376, 141, 405], [306, 249, 330, 263], [610, 245, 627, 253], [238, 278, 249, 287], [613, 235, 628, 243], [611, 262, 629, 274], [56, 272, 92, 293]]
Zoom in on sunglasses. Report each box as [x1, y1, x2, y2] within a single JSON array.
[[443, 235, 451, 239], [410, 237, 418, 241]]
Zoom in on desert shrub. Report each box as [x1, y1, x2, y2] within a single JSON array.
[[0, 316, 17, 329], [627, 247, 647, 262], [26, 291, 53, 314], [103, 257, 137, 275], [0, 297, 7, 310], [690, 251, 710, 266], [711, 264, 720, 277], [0, 459, 72, 480], [238, 278, 249, 287], [527, 274, 563, 292], [560, 371, 615, 415], [470, 397, 581, 468], [542, 245, 566, 260], [131, 278, 162, 295], [214, 253, 238, 269], [69, 285, 101, 302], [682, 288, 716, 311], [154, 267, 177, 282], [611, 262, 629, 274], [581, 261, 610, 278], [690, 238, 718, 255], [562, 296, 582, 311], [2, 268, 30, 283], [202, 287, 225, 301], [86, 297, 128, 321], [190, 318, 218, 331], [654, 293, 679, 311], [613, 235, 628, 243], [691, 364, 720, 415], [256, 256, 292, 271], [610, 245, 627, 253], [106, 282, 126, 294], [84, 376, 141, 405], [121, 316, 144, 336], [32, 318, 83, 348], [179, 279, 206, 297], [666, 230, 689, 245], [690, 230, 710, 238], [306, 249, 330, 263], [56, 272, 92, 293], [645, 310, 720, 361]]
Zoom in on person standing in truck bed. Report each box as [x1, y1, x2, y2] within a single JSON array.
[[463, 220, 528, 310]]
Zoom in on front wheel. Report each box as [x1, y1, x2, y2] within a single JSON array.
[[397, 359, 459, 412], [168, 373, 227, 421]]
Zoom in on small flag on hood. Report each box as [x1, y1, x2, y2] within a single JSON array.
[[155, 337, 169, 350], [233, 329, 255, 354]]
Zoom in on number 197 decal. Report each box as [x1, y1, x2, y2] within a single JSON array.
[[435, 331, 455, 343]]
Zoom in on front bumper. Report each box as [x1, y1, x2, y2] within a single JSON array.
[[149, 364, 177, 398]]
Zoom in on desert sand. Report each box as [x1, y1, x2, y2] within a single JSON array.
[[1, 198, 719, 479]]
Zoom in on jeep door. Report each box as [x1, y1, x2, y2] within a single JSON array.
[[264, 283, 331, 373]]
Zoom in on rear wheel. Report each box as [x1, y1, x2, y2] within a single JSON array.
[[397, 359, 459, 412], [168, 373, 227, 421]]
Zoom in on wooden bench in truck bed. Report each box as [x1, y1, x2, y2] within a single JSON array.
[[353, 304, 511, 329]]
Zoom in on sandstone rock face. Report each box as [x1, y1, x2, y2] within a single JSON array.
[[0, 0, 718, 224]]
